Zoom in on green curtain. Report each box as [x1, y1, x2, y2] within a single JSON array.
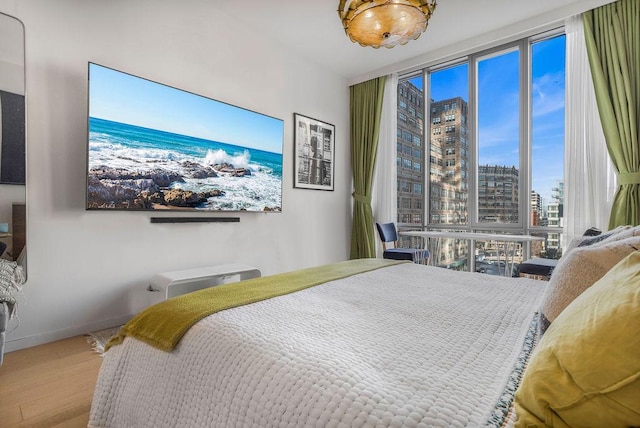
[[583, 0, 640, 228], [349, 76, 386, 259]]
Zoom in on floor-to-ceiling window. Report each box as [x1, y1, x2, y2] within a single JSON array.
[[530, 34, 566, 259], [396, 31, 566, 275], [476, 47, 521, 226]]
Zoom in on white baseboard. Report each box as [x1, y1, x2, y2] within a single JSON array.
[[4, 314, 134, 353]]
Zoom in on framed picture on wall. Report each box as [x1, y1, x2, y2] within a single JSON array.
[[293, 113, 335, 191]]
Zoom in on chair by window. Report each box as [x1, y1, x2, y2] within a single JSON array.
[[376, 223, 429, 264]]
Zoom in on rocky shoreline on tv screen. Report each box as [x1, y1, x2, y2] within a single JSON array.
[[87, 162, 280, 211]]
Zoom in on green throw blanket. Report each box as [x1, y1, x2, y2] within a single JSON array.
[[107, 258, 406, 352]]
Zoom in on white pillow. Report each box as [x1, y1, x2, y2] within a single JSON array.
[[539, 235, 640, 330], [564, 225, 633, 255]]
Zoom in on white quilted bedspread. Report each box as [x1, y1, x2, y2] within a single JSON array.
[[90, 263, 546, 427]]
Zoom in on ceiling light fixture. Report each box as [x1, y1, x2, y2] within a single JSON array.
[[338, 0, 437, 49]]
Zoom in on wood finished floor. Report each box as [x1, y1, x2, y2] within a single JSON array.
[[0, 335, 102, 427]]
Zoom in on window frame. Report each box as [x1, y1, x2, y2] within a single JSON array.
[[395, 28, 565, 266], [462, 40, 528, 232], [526, 28, 567, 246], [415, 32, 564, 235]]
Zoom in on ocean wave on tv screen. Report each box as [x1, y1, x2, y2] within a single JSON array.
[[179, 171, 282, 211], [88, 118, 282, 211]]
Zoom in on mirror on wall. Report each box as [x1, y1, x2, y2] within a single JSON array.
[[0, 12, 26, 273]]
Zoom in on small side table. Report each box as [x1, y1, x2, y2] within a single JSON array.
[[518, 258, 558, 280], [147, 264, 261, 306]]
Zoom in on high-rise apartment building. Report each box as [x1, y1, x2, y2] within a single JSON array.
[[397, 82, 470, 230], [530, 191, 542, 226], [428, 97, 469, 268], [428, 97, 469, 226], [547, 181, 564, 255], [477, 165, 519, 223], [396, 81, 425, 225], [397, 80, 547, 269]]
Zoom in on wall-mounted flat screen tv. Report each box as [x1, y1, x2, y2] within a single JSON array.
[[86, 63, 283, 212]]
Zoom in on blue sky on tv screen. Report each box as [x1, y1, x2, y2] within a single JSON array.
[[88, 63, 283, 155]]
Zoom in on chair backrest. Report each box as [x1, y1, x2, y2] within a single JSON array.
[[376, 223, 399, 250]]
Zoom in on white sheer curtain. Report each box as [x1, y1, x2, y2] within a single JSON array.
[[372, 73, 398, 257], [564, 15, 616, 244]]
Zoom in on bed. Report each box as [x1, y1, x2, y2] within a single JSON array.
[[89, 251, 640, 427]]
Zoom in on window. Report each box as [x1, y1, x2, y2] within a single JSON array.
[[477, 47, 520, 225], [530, 35, 566, 258], [396, 31, 565, 272]]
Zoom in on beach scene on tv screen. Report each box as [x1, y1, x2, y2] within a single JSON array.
[[87, 63, 283, 212]]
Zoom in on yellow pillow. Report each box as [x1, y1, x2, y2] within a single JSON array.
[[514, 251, 640, 428]]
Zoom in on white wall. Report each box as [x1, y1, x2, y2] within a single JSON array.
[[349, 0, 617, 85], [1, 0, 351, 351]]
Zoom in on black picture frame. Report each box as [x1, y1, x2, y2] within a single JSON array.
[[293, 113, 335, 191]]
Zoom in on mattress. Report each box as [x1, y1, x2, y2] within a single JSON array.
[[90, 261, 546, 427]]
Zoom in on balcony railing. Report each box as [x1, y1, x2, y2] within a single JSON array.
[[395, 224, 565, 277]]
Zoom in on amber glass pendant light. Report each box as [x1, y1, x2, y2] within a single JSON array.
[[338, 0, 437, 48]]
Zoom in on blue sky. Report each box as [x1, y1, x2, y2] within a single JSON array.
[[531, 36, 566, 205], [413, 35, 565, 205], [88, 63, 284, 154]]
